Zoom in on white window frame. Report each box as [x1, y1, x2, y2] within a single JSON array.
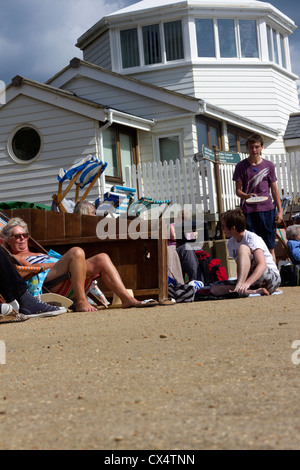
[[154, 132, 184, 164], [7, 123, 43, 165], [194, 17, 260, 62], [118, 19, 185, 71]]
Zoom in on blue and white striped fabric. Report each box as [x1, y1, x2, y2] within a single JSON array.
[[95, 186, 136, 217], [58, 156, 107, 189]]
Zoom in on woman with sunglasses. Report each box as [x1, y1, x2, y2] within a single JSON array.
[[1, 218, 141, 312], [0, 245, 66, 321]]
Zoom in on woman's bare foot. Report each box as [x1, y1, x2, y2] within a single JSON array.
[[76, 299, 98, 312], [121, 297, 141, 309]]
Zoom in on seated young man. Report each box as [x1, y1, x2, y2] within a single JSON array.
[[210, 209, 281, 297], [286, 225, 300, 263]]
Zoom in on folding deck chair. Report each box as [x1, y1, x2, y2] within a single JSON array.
[[52, 155, 107, 213], [127, 197, 172, 219], [276, 226, 298, 265], [95, 185, 136, 217]]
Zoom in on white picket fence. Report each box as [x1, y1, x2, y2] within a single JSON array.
[[125, 152, 300, 216]]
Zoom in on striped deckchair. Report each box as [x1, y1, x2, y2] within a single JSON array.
[[52, 155, 107, 212], [127, 197, 172, 218], [95, 185, 136, 217]]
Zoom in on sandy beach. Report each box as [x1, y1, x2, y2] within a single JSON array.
[[0, 286, 300, 450]]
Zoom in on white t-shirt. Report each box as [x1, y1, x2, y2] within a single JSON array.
[[227, 230, 279, 275]]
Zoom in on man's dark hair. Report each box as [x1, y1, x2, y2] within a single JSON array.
[[246, 133, 264, 147], [220, 209, 246, 233]]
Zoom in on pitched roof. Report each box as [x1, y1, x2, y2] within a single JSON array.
[[284, 113, 300, 140]]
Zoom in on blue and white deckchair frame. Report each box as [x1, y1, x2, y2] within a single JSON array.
[[52, 155, 107, 212], [95, 185, 136, 217]]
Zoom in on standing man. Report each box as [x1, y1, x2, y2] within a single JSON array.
[[232, 133, 283, 262]]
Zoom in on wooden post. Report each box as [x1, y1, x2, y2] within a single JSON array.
[[213, 146, 226, 239]]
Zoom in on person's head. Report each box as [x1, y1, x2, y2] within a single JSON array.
[[220, 209, 246, 235], [0, 218, 29, 253], [246, 133, 264, 158], [286, 225, 300, 241], [74, 200, 95, 216]]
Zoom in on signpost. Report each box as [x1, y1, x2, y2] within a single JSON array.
[[194, 146, 240, 239], [202, 145, 240, 164]]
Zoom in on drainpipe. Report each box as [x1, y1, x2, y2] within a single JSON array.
[[97, 109, 114, 199]]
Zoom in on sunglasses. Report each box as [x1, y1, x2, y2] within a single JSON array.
[[11, 233, 29, 240]]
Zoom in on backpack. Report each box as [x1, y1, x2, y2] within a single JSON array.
[[208, 259, 228, 282], [195, 250, 228, 283], [280, 264, 300, 286]]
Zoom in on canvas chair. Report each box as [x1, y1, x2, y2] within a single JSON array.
[[276, 227, 298, 265], [0, 211, 106, 308], [0, 212, 46, 282], [52, 155, 107, 213], [127, 197, 172, 219], [95, 185, 136, 217], [279, 196, 293, 227]]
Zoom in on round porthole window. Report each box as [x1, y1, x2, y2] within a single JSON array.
[[8, 125, 42, 163]]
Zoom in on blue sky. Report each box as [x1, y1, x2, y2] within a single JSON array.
[[0, 0, 299, 87]]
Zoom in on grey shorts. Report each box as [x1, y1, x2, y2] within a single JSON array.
[[213, 266, 281, 295]]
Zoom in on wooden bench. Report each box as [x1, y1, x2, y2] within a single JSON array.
[[2, 209, 168, 301]]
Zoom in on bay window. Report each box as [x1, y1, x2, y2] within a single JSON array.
[[120, 19, 184, 69]]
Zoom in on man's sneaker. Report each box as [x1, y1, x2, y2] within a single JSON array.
[[20, 300, 67, 319], [0, 303, 27, 323]]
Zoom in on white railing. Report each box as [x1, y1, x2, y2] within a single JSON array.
[[125, 152, 300, 217]]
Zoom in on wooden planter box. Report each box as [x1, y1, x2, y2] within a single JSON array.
[[2, 209, 168, 301]]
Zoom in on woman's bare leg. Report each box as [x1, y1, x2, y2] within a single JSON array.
[[86, 253, 140, 308], [46, 247, 97, 312]]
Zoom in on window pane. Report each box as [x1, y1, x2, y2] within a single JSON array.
[[120, 133, 133, 181], [239, 136, 247, 153], [195, 19, 215, 57], [218, 19, 237, 58], [164, 20, 184, 61], [273, 30, 279, 64], [209, 126, 218, 147], [120, 28, 140, 68], [267, 25, 272, 61], [240, 20, 258, 58], [159, 136, 180, 163], [280, 34, 286, 68], [12, 127, 41, 161], [142, 24, 162, 65], [196, 120, 208, 149], [228, 132, 237, 152], [103, 128, 119, 178]]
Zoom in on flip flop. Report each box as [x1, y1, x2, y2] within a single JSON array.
[[136, 299, 159, 308], [159, 298, 176, 306]]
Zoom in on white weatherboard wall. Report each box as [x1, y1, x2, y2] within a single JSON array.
[[0, 95, 99, 205], [60, 76, 190, 121]]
